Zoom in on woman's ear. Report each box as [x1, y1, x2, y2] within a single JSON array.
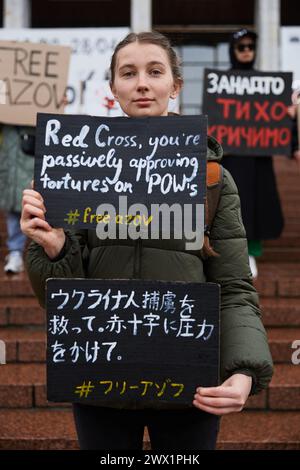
[[170, 80, 182, 100], [110, 82, 119, 101]]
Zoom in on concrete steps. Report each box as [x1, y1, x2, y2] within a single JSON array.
[[0, 272, 34, 297], [0, 297, 44, 325], [269, 366, 300, 410], [0, 409, 77, 450], [261, 299, 300, 326], [217, 411, 300, 450], [0, 328, 46, 362], [0, 408, 299, 450], [259, 157, 300, 262]]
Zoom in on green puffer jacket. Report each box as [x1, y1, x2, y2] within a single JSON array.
[[26, 136, 273, 397], [0, 125, 35, 213]]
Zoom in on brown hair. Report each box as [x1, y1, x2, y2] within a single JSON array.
[[109, 31, 183, 86]]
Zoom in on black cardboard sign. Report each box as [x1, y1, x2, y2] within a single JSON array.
[[34, 114, 207, 246], [202, 69, 293, 156], [46, 279, 220, 408]]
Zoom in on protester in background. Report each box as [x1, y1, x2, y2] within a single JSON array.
[[222, 29, 284, 278], [20, 31, 273, 451], [0, 125, 35, 273]]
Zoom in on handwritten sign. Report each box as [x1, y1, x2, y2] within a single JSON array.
[[35, 113, 207, 247], [0, 40, 71, 125], [0, 28, 130, 116], [202, 69, 293, 156], [46, 279, 220, 408]]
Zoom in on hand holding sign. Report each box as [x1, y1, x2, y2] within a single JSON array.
[[193, 373, 252, 415], [21, 188, 66, 259]]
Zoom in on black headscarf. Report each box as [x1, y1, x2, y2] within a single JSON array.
[[229, 28, 258, 70]]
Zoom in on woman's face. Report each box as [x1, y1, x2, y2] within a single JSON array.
[[234, 37, 255, 64], [111, 42, 181, 117]]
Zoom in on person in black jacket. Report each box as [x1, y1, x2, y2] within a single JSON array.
[[222, 29, 284, 278]]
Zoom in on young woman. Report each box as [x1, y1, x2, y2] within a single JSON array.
[[21, 31, 273, 451]]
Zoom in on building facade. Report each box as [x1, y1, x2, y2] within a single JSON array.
[[0, 0, 299, 112]]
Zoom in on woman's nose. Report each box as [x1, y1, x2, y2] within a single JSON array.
[[136, 73, 150, 91]]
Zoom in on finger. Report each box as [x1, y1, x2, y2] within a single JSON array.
[[194, 395, 242, 408], [23, 194, 45, 209], [23, 204, 46, 220], [27, 217, 52, 231], [197, 386, 239, 399], [23, 189, 44, 203], [30, 180, 34, 189], [22, 195, 46, 212], [193, 401, 241, 415]]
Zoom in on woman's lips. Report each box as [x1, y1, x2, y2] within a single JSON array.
[[134, 98, 154, 107]]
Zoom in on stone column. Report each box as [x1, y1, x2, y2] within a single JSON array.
[[131, 0, 152, 33], [3, 0, 31, 28], [255, 0, 280, 70]]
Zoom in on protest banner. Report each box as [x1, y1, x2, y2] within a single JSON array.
[[35, 113, 207, 248], [202, 69, 293, 156], [47, 278, 220, 407], [0, 40, 71, 125], [0, 28, 130, 116]]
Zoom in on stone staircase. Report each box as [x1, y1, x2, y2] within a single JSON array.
[[0, 156, 299, 450]]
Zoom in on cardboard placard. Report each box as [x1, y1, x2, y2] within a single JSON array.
[[202, 69, 293, 156], [0, 28, 130, 116], [35, 113, 207, 247], [47, 279, 220, 407], [0, 40, 71, 125]]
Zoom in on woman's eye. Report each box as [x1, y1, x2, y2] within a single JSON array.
[[123, 71, 135, 77], [150, 69, 162, 76]]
